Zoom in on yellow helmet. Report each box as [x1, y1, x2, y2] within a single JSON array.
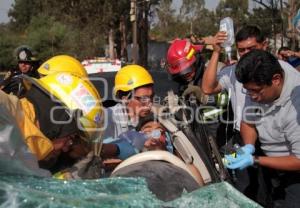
[[24, 72, 103, 141], [114, 64, 154, 96], [37, 55, 88, 77]]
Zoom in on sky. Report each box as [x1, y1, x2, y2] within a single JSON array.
[[0, 0, 13, 23], [0, 0, 221, 23]]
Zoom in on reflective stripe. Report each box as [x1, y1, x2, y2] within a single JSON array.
[[186, 48, 195, 60], [203, 109, 224, 118]]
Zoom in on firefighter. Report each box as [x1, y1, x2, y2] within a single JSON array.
[[0, 46, 40, 97], [0, 72, 103, 173]]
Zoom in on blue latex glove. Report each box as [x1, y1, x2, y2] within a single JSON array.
[[224, 152, 254, 170], [241, 144, 255, 155], [103, 130, 148, 160]]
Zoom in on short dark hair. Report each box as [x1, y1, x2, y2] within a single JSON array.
[[277, 46, 291, 54], [235, 49, 283, 85], [136, 113, 159, 131], [235, 25, 265, 43]]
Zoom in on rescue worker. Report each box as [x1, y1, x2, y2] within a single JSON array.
[[201, 25, 269, 205], [0, 46, 40, 97], [166, 38, 228, 142], [226, 50, 300, 207], [102, 64, 154, 139], [202, 25, 268, 136], [0, 72, 103, 173], [166, 38, 207, 98]]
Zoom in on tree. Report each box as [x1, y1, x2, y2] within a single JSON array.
[[250, 0, 288, 51], [150, 0, 179, 40], [8, 0, 41, 32], [179, 0, 205, 35], [0, 25, 20, 70], [5, 0, 132, 61]]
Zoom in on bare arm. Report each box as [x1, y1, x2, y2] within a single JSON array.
[[280, 50, 300, 59], [241, 122, 300, 171], [240, 121, 258, 145], [293, 51, 300, 58], [258, 155, 300, 171], [202, 31, 227, 95]]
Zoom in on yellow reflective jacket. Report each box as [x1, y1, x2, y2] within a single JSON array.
[[0, 90, 53, 160]]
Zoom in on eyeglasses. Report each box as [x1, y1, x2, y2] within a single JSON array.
[[134, 95, 154, 104], [241, 87, 265, 96]]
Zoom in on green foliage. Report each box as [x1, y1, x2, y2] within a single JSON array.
[[247, 7, 280, 38], [150, 0, 213, 40], [216, 0, 249, 29], [0, 0, 296, 69], [193, 8, 218, 37], [0, 25, 20, 70], [25, 15, 75, 61], [8, 0, 41, 32], [179, 0, 205, 20], [0, 0, 132, 70]]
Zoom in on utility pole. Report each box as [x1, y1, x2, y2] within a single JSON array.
[[130, 0, 138, 63]]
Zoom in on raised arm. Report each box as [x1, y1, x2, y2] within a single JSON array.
[[202, 31, 227, 94]]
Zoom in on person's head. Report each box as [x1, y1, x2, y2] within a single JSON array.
[[37, 55, 88, 78], [236, 49, 284, 103], [166, 39, 204, 82], [136, 113, 167, 145], [15, 46, 39, 74], [114, 64, 154, 118], [24, 72, 103, 160], [235, 25, 267, 57], [277, 46, 291, 61]]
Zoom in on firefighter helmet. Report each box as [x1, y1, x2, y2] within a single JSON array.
[[166, 39, 203, 76]]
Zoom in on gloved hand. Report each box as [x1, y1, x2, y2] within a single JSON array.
[[224, 152, 254, 170], [182, 84, 208, 104], [241, 144, 255, 155]]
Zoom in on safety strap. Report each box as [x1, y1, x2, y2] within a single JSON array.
[[154, 92, 214, 184]]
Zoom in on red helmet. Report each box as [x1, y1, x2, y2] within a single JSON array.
[[166, 39, 204, 76]]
